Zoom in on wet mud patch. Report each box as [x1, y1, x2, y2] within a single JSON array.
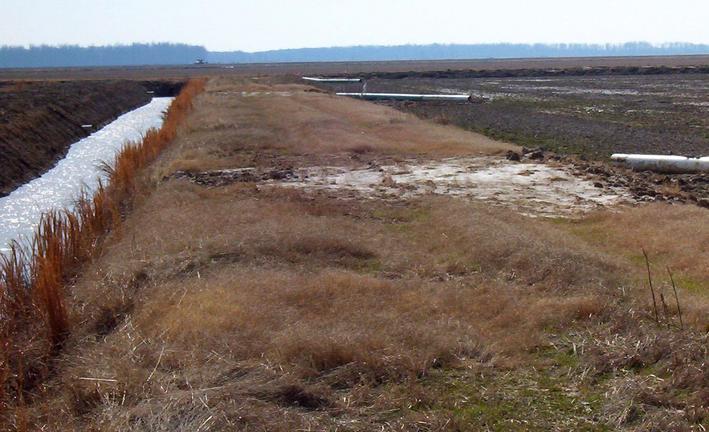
[[174, 157, 632, 218], [275, 157, 630, 217], [572, 158, 709, 206], [171, 167, 296, 187]]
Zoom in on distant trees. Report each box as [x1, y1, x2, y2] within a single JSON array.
[[208, 42, 709, 63], [0, 43, 208, 68], [1, 42, 708, 68]]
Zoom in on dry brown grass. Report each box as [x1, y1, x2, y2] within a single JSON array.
[[4, 76, 707, 431], [24, 187, 623, 430], [29, 180, 704, 430], [561, 203, 709, 330], [152, 79, 516, 179]]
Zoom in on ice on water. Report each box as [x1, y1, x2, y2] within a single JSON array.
[[0, 97, 173, 254]]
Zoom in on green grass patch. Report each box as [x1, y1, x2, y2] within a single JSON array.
[[414, 363, 610, 431], [675, 275, 708, 296]]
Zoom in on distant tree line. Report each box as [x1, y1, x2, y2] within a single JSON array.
[[1, 42, 708, 68], [0, 43, 207, 68], [209, 42, 709, 63]]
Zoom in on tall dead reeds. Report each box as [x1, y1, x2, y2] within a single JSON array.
[[0, 78, 205, 409], [641, 249, 687, 330]]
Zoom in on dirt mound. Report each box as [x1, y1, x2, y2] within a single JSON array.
[[0, 80, 181, 196], [171, 167, 295, 186]]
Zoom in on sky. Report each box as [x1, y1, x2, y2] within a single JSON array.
[[1, 0, 708, 52]]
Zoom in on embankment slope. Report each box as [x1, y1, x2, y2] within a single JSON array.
[[0, 80, 181, 196]]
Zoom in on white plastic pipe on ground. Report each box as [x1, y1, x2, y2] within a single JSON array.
[[611, 154, 709, 174], [337, 92, 471, 102], [303, 77, 362, 83]]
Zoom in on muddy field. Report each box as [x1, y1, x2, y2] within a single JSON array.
[[312, 71, 709, 203], [0, 54, 707, 81], [323, 74, 709, 158], [1, 58, 707, 200], [0, 80, 183, 196]]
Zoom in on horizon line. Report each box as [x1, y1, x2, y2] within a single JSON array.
[[3, 41, 709, 53]]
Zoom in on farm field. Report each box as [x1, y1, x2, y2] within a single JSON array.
[[313, 70, 709, 203], [2, 73, 706, 431], [0, 60, 707, 431], [335, 74, 709, 159], [0, 54, 708, 81]]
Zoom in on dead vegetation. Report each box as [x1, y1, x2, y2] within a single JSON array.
[[560, 203, 709, 330], [152, 79, 516, 180], [1, 77, 706, 431]]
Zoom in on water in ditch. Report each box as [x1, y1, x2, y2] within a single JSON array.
[[0, 97, 174, 254]]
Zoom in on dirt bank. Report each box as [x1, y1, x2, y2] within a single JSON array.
[[350, 64, 709, 80], [0, 80, 183, 196]]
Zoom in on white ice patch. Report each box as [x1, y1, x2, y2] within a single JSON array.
[[0, 97, 174, 254], [272, 157, 629, 218]]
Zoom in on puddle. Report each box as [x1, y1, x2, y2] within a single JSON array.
[[0, 97, 173, 254], [679, 101, 709, 108], [269, 157, 630, 217], [499, 84, 646, 96]]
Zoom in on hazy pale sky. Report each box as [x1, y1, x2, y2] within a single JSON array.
[[2, 0, 708, 52]]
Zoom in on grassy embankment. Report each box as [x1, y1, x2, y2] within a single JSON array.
[[0, 79, 205, 427], [2, 77, 707, 431]]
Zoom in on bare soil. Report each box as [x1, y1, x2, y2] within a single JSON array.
[[173, 156, 630, 218], [322, 74, 709, 157]]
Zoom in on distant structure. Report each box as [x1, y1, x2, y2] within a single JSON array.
[[194, 58, 208, 65]]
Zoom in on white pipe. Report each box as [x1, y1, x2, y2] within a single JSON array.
[[337, 92, 471, 102], [611, 154, 709, 174], [303, 77, 362, 83]]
